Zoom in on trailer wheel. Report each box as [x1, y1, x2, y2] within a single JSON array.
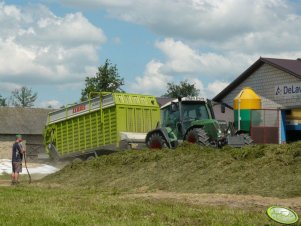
[[186, 128, 210, 146], [87, 156, 96, 161], [147, 132, 167, 149], [72, 158, 83, 164]]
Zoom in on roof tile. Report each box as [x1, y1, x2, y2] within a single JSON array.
[[0, 107, 52, 135]]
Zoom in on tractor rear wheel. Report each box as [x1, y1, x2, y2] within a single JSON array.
[[147, 132, 167, 149], [185, 128, 210, 146]]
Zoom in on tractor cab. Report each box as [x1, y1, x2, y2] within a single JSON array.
[[160, 97, 213, 139]]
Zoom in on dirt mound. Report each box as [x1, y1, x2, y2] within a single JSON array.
[[41, 142, 301, 199], [126, 191, 301, 212]]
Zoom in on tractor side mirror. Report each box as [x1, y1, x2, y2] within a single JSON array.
[[155, 121, 160, 128], [171, 103, 178, 112], [221, 103, 226, 113]]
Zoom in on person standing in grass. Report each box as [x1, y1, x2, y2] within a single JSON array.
[[11, 134, 26, 185]]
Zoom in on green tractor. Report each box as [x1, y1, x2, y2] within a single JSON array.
[[145, 97, 253, 149]]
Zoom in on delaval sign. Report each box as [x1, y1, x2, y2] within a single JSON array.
[[275, 83, 301, 99]]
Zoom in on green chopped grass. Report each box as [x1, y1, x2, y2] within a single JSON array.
[[43, 142, 301, 198]]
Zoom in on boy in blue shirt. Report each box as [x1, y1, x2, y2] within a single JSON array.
[[11, 134, 26, 185]]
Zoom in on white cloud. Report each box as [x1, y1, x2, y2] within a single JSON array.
[[155, 38, 248, 79], [6, 0, 300, 102], [20, 11, 106, 46], [155, 38, 203, 74], [206, 80, 229, 98], [186, 77, 206, 97], [59, 0, 301, 57], [128, 60, 172, 94], [0, 82, 21, 92], [39, 99, 62, 109], [60, 0, 132, 8], [128, 38, 233, 97], [156, 38, 253, 78], [0, 3, 106, 85], [178, 78, 229, 99], [130, 38, 238, 97], [57, 0, 301, 93]]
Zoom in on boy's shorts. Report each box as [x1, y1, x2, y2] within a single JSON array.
[[12, 162, 22, 173]]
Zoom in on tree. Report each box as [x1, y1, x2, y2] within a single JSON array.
[[81, 59, 124, 101], [163, 80, 200, 98], [11, 86, 38, 107], [0, 94, 8, 106]]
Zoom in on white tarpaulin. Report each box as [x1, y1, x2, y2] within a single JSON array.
[[0, 159, 59, 175]]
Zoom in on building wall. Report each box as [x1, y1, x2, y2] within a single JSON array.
[[213, 104, 234, 122], [0, 134, 46, 160], [24, 134, 46, 159], [221, 64, 301, 109], [0, 135, 15, 159]]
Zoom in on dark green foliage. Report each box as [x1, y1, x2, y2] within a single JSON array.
[[81, 59, 124, 101], [11, 86, 37, 107], [0, 94, 8, 106], [163, 80, 200, 98]]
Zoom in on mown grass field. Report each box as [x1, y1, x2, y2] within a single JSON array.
[[1, 142, 301, 225], [0, 186, 281, 226]]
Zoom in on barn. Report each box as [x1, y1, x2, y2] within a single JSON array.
[[0, 107, 51, 159], [213, 57, 301, 144]]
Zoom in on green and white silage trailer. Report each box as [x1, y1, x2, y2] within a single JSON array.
[[44, 93, 160, 160]]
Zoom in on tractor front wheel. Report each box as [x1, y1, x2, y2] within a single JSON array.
[[185, 128, 210, 146], [147, 133, 167, 149]]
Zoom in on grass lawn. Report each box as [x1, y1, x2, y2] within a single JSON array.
[[0, 186, 283, 226]]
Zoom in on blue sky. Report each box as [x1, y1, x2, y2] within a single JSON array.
[[0, 0, 301, 108]]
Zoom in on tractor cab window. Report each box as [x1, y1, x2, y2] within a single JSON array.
[[182, 102, 209, 121], [161, 105, 179, 128]]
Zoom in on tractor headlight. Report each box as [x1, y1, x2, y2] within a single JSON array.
[[217, 129, 223, 138]]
